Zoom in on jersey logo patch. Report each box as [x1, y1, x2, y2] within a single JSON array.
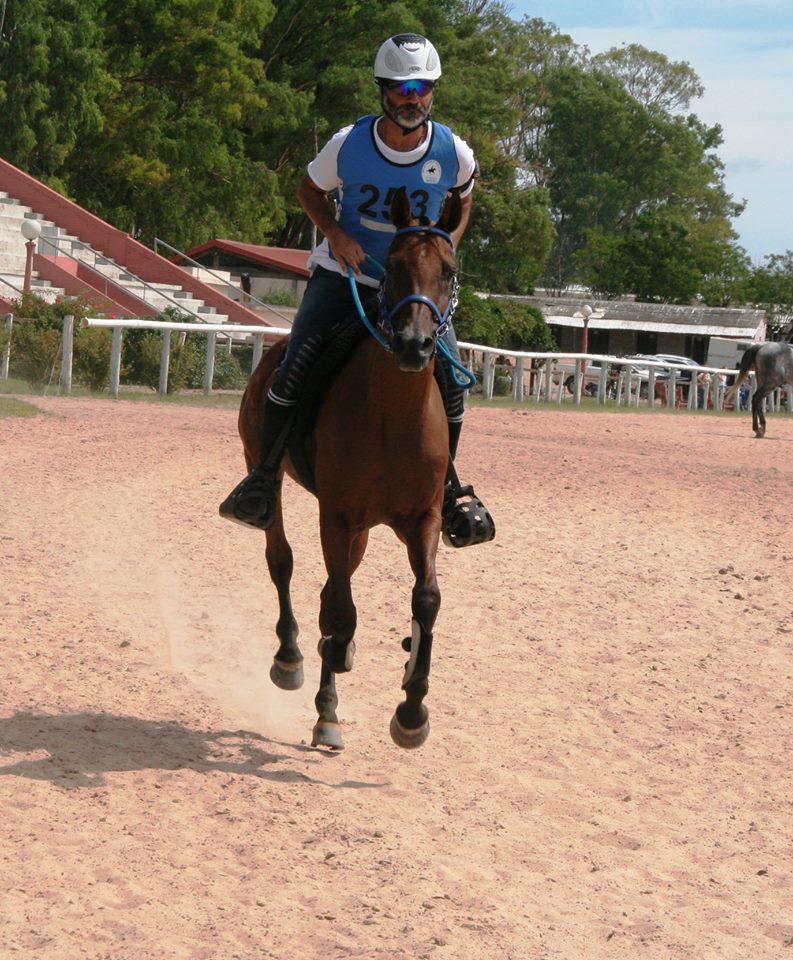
[[422, 160, 442, 184]]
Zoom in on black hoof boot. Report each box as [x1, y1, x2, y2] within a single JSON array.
[[219, 466, 280, 530], [317, 636, 356, 673]]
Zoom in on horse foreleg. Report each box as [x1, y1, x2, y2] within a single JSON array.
[[390, 515, 441, 749], [265, 505, 303, 691], [311, 520, 367, 750]]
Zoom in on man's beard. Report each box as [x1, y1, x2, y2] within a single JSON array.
[[381, 92, 432, 133]]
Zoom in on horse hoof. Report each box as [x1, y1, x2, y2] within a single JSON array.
[[311, 721, 344, 750], [390, 713, 430, 750], [270, 659, 304, 691]]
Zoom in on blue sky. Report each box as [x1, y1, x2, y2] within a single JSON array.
[[506, 0, 793, 263]]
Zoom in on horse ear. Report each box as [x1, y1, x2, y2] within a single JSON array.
[[390, 187, 412, 229], [436, 190, 462, 236]]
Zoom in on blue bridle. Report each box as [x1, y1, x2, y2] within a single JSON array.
[[377, 225, 459, 341], [347, 225, 475, 389]]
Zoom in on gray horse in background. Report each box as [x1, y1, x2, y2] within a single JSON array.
[[729, 342, 793, 437]]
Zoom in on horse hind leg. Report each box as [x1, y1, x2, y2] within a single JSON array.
[[265, 505, 304, 691], [752, 390, 768, 438]]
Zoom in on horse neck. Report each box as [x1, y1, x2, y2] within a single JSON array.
[[363, 339, 438, 417]]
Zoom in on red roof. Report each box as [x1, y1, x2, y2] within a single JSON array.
[[183, 239, 311, 277]]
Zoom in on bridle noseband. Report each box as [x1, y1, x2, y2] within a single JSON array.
[[376, 225, 459, 342]]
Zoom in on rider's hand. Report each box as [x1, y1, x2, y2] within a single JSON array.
[[327, 226, 367, 275]]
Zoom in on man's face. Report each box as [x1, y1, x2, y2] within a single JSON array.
[[381, 79, 435, 131]]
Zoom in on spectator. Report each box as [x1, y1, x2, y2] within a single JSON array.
[[697, 370, 712, 409]]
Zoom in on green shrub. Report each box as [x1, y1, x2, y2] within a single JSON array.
[[121, 309, 198, 392], [73, 327, 114, 392], [260, 288, 300, 308], [186, 335, 246, 390], [454, 287, 558, 351], [7, 321, 62, 389], [5, 293, 97, 390], [493, 372, 512, 396], [132, 331, 197, 393]]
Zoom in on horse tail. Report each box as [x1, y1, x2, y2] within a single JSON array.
[[725, 343, 763, 401]]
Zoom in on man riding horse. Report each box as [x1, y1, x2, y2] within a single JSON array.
[[220, 33, 493, 547]]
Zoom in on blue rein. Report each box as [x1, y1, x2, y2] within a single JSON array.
[[347, 225, 476, 389]]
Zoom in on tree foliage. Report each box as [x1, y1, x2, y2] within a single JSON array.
[[454, 286, 556, 350], [591, 43, 704, 112], [0, 0, 766, 326], [747, 252, 793, 337]]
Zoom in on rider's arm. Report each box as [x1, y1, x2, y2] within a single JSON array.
[[451, 191, 473, 251], [297, 175, 367, 275]]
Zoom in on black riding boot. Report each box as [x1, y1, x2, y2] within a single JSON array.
[[218, 399, 295, 530], [441, 420, 496, 548]]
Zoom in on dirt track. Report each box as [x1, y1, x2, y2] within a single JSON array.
[[1, 395, 792, 959]]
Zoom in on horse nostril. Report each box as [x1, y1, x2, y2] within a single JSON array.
[[422, 337, 434, 355]]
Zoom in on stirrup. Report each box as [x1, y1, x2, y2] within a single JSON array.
[[219, 466, 280, 530], [442, 481, 496, 548]]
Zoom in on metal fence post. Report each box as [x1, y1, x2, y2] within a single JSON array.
[[204, 331, 216, 395], [109, 326, 123, 397], [482, 352, 494, 399], [512, 357, 524, 402], [60, 314, 74, 395], [159, 329, 171, 395], [1, 314, 12, 380], [252, 333, 264, 373]]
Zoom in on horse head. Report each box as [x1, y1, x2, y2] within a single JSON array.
[[381, 188, 462, 372]]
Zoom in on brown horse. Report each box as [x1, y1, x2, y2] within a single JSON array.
[[234, 189, 462, 750]]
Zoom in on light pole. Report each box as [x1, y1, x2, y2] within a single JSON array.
[[21, 218, 42, 293], [579, 303, 593, 390], [580, 303, 593, 355]]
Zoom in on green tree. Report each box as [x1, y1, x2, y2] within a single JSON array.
[[444, 10, 555, 291], [531, 64, 742, 295], [748, 252, 793, 337], [64, 0, 281, 247], [0, 0, 110, 186], [454, 285, 556, 349], [591, 43, 704, 112]]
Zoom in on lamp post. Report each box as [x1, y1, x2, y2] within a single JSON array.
[[579, 303, 593, 390], [580, 303, 593, 355], [21, 218, 42, 293]]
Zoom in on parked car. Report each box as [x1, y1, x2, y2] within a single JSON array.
[[549, 358, 609, 385], [626, 354, 701, 383]]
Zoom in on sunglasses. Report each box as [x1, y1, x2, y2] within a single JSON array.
[[382, 79, 435, 98]]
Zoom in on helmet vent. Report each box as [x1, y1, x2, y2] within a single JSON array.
[[383, 49, 406, 72]]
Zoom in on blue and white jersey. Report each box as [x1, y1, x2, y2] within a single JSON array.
[[307, 115, 476, 286]]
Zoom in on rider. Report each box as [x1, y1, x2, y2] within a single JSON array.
[[220, 33, 493, 546]]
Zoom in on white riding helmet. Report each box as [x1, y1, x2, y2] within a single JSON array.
[[374, 34, 442, 83]]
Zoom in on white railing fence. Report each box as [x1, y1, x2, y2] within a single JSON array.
[[2, 313, 792, 415]]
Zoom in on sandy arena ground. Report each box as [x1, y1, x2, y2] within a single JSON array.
[[1, 394, 792, 960]]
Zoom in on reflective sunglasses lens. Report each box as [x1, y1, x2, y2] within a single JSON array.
[[389, 79, 434, 97]]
